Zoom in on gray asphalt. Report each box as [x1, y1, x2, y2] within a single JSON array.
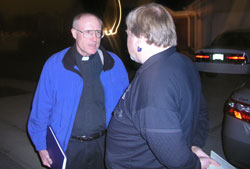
[[0, 78, 44, 169], [0, 152, 25, 169]]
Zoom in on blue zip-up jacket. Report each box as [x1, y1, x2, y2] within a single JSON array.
[[27, 46, 129, 151]]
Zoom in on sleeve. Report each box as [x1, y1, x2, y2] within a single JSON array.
[[132, 78, 201, 169], [111, 53, 129, 103], [115, 54, 129, 88], [135, 108, 201, 169], [27, 60, 54, 151], [192, 93, 209, 147], [107, 51, 129, 91], [117, 59, 129, 88]]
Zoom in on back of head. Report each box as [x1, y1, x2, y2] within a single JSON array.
[[126, 3, 177, 47]]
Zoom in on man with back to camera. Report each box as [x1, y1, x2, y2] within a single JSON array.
[[106, 3, 220, 169], [27, 13, 129, 169]]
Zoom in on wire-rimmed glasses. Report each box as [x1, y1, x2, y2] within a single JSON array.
[[73, 27, 104, 38]]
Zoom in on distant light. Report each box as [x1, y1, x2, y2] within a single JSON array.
[[104, 0, 122, 36]]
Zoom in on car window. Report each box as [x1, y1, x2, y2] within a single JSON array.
[[210, 32, 250, 49]]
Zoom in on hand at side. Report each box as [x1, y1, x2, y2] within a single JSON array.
[[38, 150, 53, 168]]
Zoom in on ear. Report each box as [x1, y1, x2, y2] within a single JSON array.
[[135, 36, 143, 48], [71, 28, 77, 40], [136, 36, 147, 50]]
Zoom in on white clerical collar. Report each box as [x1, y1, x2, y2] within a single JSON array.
[[81, 56, 89, 61], [81, 49, 103, 63]]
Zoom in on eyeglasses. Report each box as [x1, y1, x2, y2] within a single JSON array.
[[73, 27, 104, 38]]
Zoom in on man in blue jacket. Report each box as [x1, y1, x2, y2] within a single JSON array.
[[27, 13, 129, 169]]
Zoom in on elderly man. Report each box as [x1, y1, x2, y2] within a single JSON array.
[[28, 13, 129, 169]]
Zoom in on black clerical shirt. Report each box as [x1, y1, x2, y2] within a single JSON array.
[[71, 48, 106, 136]]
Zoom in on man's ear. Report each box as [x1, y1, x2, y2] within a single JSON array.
[[71, 28, 77, 39], [135, 36, 142, 48], [136, 36, 147, 49]]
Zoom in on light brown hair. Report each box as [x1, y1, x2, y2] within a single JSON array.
[[126, 3, 177, 47]]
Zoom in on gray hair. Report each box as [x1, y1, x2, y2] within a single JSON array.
[[126, 3, 177, 47], [72, 13, 103, 28]]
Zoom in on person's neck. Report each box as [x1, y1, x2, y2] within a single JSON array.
[[140, 45, 171, 64], [75, 45, 91, 57], [80, 51, 90, 57]]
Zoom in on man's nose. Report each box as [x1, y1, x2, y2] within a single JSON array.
[[90, 32, 98, 40]]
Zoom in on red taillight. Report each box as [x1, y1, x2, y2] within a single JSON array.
[[195, 55, 209, 59], [226, 56, 245, 60], [234, 110, 242, 120], [233, 110, 250, 121], [225, 99, 250, 123], [229, 108, 234, 114]]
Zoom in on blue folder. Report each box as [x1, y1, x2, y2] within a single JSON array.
[[46, 126, 67, 169]]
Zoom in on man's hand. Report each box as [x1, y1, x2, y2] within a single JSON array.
[[38, 150, 53, 168], [192, 146, 220, 169]]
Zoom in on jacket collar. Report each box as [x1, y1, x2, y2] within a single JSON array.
[[137, 46, 176, 75], [62, 44, 114, 73]]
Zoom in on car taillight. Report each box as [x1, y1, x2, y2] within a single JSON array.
[[226, 55, 245, 60], [226, 56, 245, 60], [195, 54, 210, 59], [195, 55, 209, 59], [225, 54, 246, 64], [195, 54, 210, 62], [225, 99, 250, 123]]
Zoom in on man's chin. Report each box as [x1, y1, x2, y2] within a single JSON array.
[[88, 49, 98, 55]]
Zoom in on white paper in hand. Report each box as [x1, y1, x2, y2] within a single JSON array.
[[208, 150, 236, 169]]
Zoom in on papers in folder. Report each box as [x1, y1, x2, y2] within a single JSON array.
[[46, 126, 67, 169], [208, 150, 236, 169]]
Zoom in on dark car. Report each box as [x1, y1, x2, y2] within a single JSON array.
[[222, 79, 250, 169], [194, 29, 250, 74]]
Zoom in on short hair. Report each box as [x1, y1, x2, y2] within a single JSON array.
[[126, 3, 177, 47], [72, 13, 103, 28]]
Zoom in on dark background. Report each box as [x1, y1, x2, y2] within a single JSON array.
[[0, 0, 195, 81]]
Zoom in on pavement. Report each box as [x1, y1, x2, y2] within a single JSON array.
[[0, 78, 45, 169]]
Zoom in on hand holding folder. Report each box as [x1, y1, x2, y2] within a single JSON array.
[[38, 149, 53, 168], [46, 126, 67, 169]]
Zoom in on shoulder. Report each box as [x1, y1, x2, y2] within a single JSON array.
[[47, 47, 70, 62], [106, 50, 126, 70], [44, 47, 70, 67], [38, 47, 70, 75], [107, 51, 123, 62]]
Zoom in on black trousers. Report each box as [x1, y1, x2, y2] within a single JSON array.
[[66, 135, 106, 169]]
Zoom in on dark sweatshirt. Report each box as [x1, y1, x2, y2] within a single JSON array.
[[106, 47, 208, 169]]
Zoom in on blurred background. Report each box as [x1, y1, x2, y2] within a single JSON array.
[[1, 1, 250, 168], [0, 0, 250, 81]]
